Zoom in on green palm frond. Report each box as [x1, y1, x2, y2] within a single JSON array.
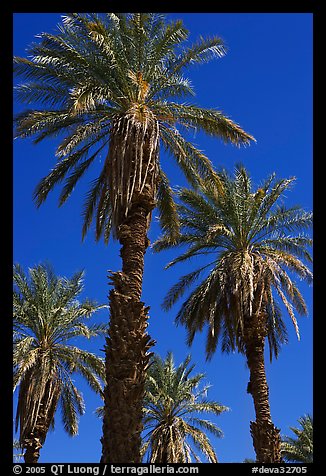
[[188, 417, 224, 438], [181, 421, 218, 462], [281, 415, 313, 463], [162, 263, 215, 311], [171, 35, 227, 73], [81, 161, 113, 242], [157, 103, 255, 146], [59, 377, 85, 436], [58, 142, 108, 206], [159, 124, 214, 189], [33, 137, 106, 207]]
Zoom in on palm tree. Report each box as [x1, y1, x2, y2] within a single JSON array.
[[142, 352, 228, 463], [13, 13, 255, 462], [95, 352, 228, 463], [281, 415, 313, 463], [154, 166, 313, 462], [13, 263, 107, 463]]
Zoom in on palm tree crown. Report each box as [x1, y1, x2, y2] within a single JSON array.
[[142, 352, 228, 463], [14, 13, 255, 242], [154, 165, 313, 360], [281, 415, 313, 463], [13, 263, 107, 455]]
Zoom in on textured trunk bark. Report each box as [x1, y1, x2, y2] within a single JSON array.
[[101, 194, 156, 463], [23, 436, 43, 464], [245, 331, 282, 462]]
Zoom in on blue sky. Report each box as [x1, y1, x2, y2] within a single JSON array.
[[13, 13, 313, 463]]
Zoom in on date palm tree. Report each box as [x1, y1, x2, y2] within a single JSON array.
[[281, 415, 313, 463], [154, 166, 312, 462], [142, 352, 228, 463], [14, 13, 255, 462], [13, 263, 107, 463], [96, 352, 228, 463]]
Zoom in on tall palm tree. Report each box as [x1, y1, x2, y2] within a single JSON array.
[[142, 352, 228, 463], [13, 13, 255, 462], [154, 166, 313, 462], [13, 263, 107, 463], [281, 415, 313, 463]]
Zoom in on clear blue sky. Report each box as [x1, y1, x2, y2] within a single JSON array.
[[13, 13, 313, 463]]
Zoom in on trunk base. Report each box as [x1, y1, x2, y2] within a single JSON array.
[[250, 420, 282, 463]]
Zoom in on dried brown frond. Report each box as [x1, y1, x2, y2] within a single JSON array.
[[108, 109, 160, 235]]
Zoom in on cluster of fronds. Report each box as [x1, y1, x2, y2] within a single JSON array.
[[281, 415, 313, 463], [13, 263, 107, 445], [142, 352, 228, 462], [154, 165, 313, 360]]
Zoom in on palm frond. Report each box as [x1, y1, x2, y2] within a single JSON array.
[[281, 415, 313, 463], [59, 377, 85, 436], [172, 35, 227, 72], [155, 168, 180, 241], [159, 102, 255, 146], [162, 264, 214, 311]]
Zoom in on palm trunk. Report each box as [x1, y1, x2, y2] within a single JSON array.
[[101, 200, 155, 463], [23, 436, 43, 464], [21, 378, 58, 464], [101, 114, 159, 463], [245, 329, 282, 462], [23, 404, 48, 463]]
